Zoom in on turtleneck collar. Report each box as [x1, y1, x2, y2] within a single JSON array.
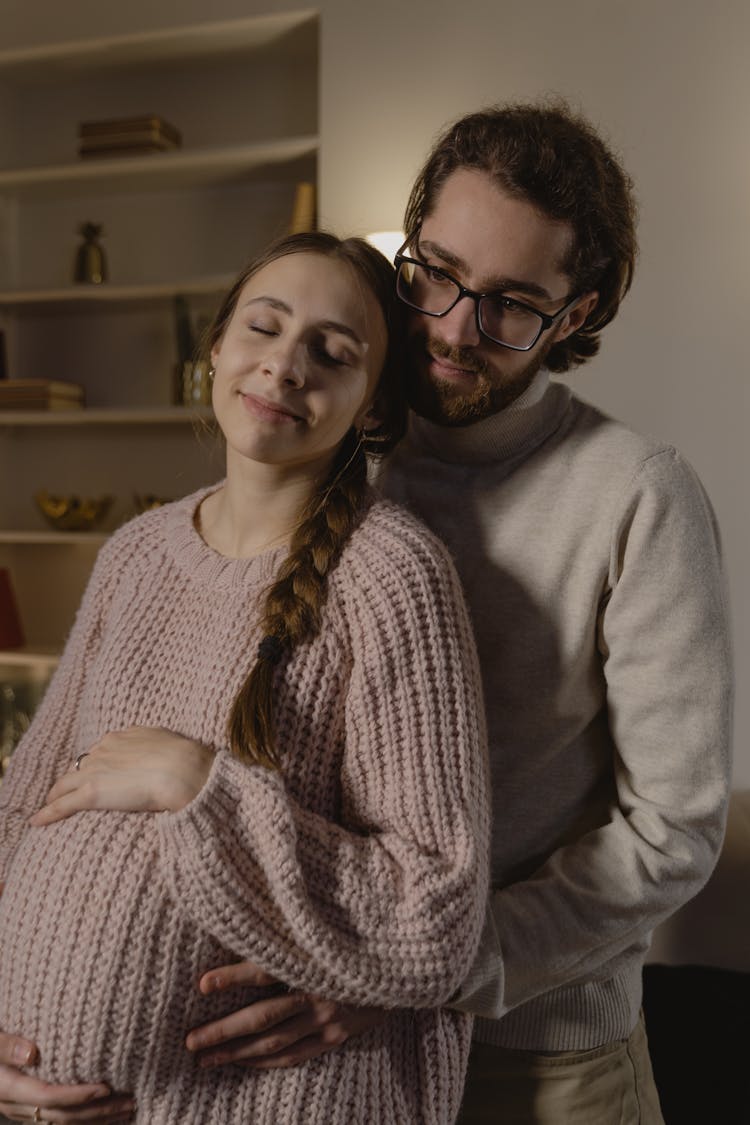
[[405, 371, 573, 465]]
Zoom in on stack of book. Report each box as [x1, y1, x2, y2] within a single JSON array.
[[0, 380, 85, 412], [78, 115, 182, 159]]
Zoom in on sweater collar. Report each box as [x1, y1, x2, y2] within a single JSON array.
[[165, 482, 288, 590], [405, 371, 572, 465]]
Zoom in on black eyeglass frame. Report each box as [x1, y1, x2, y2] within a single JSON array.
[[394, 246, 582, 353]]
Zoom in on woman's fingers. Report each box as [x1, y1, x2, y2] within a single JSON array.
[[28, 784, 96, 827], [0, 1033, 37, 1068], [0, 1095, 135, 1123], [0, 1064, 111, 1108]]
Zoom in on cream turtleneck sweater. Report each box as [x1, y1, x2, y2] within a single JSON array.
[[380, 372, 733, 1051]]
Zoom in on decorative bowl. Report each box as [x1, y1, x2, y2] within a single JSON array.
[[34, 490, 114, 532], [133, 493, 171, 514]]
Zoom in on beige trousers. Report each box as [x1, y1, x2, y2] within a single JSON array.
[[456, 1012, 665, 1124]]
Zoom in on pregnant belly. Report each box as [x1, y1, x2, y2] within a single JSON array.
[[0, 813, 264, 1092]]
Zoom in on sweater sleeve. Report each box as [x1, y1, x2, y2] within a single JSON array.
[[454, 449, 733, 1018], [0, 537, 119, 881], [156, 523, 490, 1009]]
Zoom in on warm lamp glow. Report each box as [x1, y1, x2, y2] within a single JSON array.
[[365, 230, 405, 264]]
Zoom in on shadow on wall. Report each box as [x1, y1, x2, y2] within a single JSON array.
[[643, 790, 750, 1124]]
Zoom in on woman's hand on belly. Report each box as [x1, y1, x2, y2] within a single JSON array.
[[28, 727, 215, 827], [0, 1035, 134, 1123]]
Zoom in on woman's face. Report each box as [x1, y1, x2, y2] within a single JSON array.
[[211, 253, 387, 476]]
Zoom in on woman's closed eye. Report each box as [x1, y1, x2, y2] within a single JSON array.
[[313, 345, 350, 367]]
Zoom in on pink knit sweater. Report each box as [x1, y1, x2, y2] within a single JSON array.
[[0, 486, 489, 1124]]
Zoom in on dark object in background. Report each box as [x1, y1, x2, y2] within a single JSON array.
[[0, 568, 24, 649], [0, 331, 7, 379], [642, 963, 750, 1124], [74, 221, 107, 284]]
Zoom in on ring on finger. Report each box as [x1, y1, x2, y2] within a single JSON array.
[[74, 752, 89, 771]]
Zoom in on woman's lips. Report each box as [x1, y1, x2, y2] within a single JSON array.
[[240, 392, 303, 423]]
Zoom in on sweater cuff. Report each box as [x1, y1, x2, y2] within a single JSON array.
[[450, 893, 507, 1019], [155, 749, 286, 893]]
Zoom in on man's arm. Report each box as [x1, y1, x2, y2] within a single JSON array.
[[456, 448, 733, 1019]]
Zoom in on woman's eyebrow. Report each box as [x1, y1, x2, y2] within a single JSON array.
[[241, 295, 292, 314]]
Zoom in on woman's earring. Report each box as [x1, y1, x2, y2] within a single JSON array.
[[358, 425, 388, 445]]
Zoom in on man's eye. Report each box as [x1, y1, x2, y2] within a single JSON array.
[[497, 297, 530, 316], [424, 266, 452, 285]]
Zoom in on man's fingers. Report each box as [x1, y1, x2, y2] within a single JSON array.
[[0, 1033, 38, 1068], [197, 961, 279, 995], [186, 993, 308, 1053], [197, 1008, 344, 1068], [236, 1032, 347, 1071]]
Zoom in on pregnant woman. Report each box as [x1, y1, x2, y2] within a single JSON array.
[[0, 232, 489, 1124]]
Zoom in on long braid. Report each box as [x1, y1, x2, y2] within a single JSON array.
[[214, 230, 407, 768], [229, 429, 369, 768]]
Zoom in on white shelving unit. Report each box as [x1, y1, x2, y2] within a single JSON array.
[[0, 12, 319, 675], [0, 136, 318, 199]]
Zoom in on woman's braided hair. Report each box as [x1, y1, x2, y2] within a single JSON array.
[[206, 232, 408, 769]]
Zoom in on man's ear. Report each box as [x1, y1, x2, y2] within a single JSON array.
[[554, 291, 598, 342]]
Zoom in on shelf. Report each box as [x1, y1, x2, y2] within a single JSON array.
[[0, 646, 59, 672], [0, 406, 214, 426], [0, 12, 317, 80], [0, 530, 109, 546], [0, 277, 232, 309], [0, 137, 318, 200]]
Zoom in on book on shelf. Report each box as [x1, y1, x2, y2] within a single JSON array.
[[0, 379, 85, 411], [78, 139, 181, 159], [77, 115, 182, 159]]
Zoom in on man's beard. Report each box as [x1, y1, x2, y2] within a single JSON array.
[[406, 332, 551, 427]]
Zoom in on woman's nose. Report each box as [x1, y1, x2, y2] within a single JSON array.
[[263, 342, 306, 387]]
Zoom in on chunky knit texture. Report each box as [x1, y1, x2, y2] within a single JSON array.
[[381, 371, 733, 1052], [0, 487, 489, 1124]]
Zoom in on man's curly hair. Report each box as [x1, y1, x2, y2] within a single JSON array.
[[404, 100, 638, 372]]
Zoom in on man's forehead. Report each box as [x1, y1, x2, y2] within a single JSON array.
[[421, 168, 574, 297]]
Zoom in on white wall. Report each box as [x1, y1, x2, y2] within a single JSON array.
[[4, 0, 748, 783]]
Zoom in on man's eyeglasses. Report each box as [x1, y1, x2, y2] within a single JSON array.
[[394, 246, 581, 352]]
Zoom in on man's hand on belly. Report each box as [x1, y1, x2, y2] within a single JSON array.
[[185, 959, 387, 1070]]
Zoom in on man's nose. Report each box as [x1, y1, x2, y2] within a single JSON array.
[[434, 295, 481, 348]]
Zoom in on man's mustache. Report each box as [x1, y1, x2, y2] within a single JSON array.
[[424, 334, 488, 378]]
